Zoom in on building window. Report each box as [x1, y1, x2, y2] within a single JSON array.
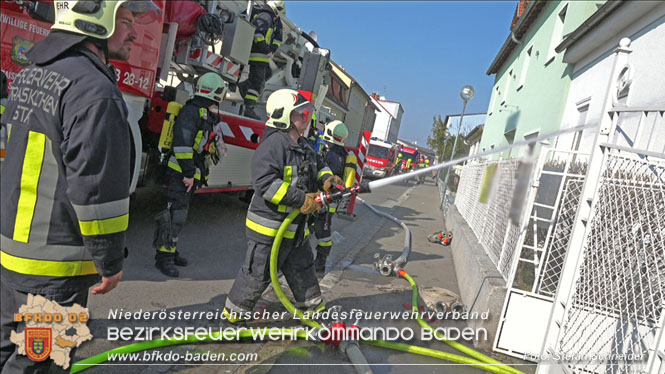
[[518, 46, 532, 90], [546, 3, 567, 65], [327, 75, 348, 109]]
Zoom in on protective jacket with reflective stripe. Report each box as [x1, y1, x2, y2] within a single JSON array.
[[0, 41, 131, 293], [248, 5, 282, 63], [167, 96, 218, 182], [246, 128, 332, 245]]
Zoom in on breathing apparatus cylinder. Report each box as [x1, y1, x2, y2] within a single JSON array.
[[343, 154, 357, 188], [158, 101, 183, 151]]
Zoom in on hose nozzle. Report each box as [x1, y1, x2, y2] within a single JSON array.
[[315, 183, 369, 209]]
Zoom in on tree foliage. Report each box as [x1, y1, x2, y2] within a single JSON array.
[[426, 115, 470, 162]]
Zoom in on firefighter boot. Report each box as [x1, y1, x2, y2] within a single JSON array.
[[222, 308, 247, 326], [314, 254, 327, 276], [174, 251, 188, 267], [243, 106, 260, 120], [155, 251, 179, 277]]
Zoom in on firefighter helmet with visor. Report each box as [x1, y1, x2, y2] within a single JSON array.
[[266, 89, 315, 131], [52, 0, 161, 39], [322, 120, 348, 146], [195, 73, 228, 103], [267, 0, 286, 16]]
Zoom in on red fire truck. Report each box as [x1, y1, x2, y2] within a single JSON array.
[[1, 0, 337, 194], [364, 138, 398, 178], [397, 145, 419, 173]]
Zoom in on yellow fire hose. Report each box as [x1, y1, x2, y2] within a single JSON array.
[[271, 210, 523, 374]]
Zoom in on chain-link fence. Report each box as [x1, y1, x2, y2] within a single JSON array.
[[453, 158, 521, 280], [493, 148, 591, 358], [556, 153, 665, 374], [537, 177, 585, 297], [508, 150, 590, 297]]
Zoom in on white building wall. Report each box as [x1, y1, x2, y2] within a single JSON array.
[[389, 105, 403, 143], [378, 101, 403, 143], [372, 110, 391, 141], [370, 97, 404, 143], [558, 5, 665, 154]]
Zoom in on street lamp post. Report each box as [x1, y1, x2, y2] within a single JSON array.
[[441, 85, 475, 211]]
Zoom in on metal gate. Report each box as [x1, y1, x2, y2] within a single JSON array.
[[494, 148, 589, 359], [538, 38, 665, 374]]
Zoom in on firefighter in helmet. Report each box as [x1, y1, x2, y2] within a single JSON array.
[[242, 0, 285, 119], [224, 89, 341, 323], [417, 156, 427, 184], [395, 151, 403, 174], [0, 1, 160, 372], [153, 72, 228, 277], [309, 120, 348, 275]]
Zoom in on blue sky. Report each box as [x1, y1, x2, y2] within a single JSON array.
[[287, 1, 517, 146]]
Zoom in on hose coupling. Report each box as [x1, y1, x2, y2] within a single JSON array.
[[373, 253, 395, 277]]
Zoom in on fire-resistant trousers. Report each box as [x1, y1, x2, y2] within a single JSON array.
[[310, 212, 333, 259], [154, 172, 192, 258], [226, 238, 322, 314], [243, 62, 271, 110]]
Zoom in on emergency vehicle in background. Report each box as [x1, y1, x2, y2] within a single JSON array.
[[364, 138, 398, 179], [1, 0, 354, 195], [397, 145, 419, 173]]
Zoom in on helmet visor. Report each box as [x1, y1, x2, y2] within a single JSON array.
[[291, 102, 316, 126], [123, 1, 162, 25], [213, 85, 228, 102]]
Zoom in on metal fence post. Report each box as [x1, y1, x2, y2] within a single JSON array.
[[536, 38, 633, 374]]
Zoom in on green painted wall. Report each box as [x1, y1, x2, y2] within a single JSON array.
[[479, 0, 604, 159]]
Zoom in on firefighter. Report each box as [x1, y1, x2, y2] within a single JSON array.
[[310, 120, 348, 275], [306, 112, 325, 153], [0, 1, 160, 372], [395, 151, 403, 174], [242, 0, 285, 119], [223, 89, 337, 323], [153, 72, 228, 277], [417, 156, 427, 184]]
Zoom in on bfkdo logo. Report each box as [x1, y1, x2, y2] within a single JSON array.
[[25, 328, 52, 362], [11, 295, 93, 369]]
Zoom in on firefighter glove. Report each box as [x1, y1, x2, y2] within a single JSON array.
[[300, 193, 322, 214], [208, 139, 220, 165], [323, 176, 345, 192]]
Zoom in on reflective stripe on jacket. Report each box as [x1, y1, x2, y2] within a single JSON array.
[[248, 5, 282, 63], [246, 128, 331, 245], [167, 96, 218, 182], [0, 43, 131, 291]]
